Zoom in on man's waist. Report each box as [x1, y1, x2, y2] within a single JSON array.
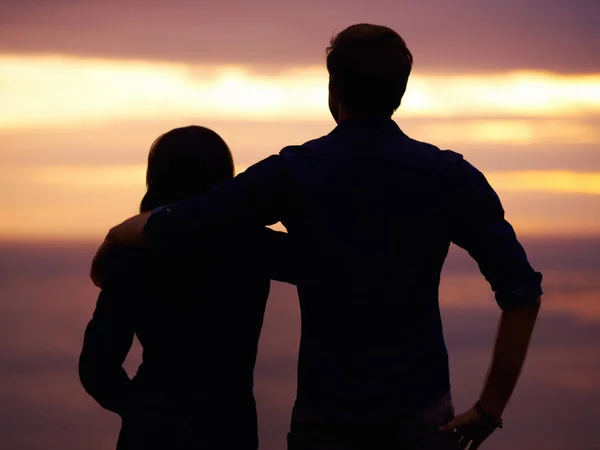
[[291, 343, 451, 423], [291, 386, 453, 426]]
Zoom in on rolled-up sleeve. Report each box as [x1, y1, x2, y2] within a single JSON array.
[[144, 154, 289, 249], [446, 154, 543, 310]]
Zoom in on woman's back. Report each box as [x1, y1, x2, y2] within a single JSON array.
[[133, 233, 269, 390], [79, 126, 296, 449], [82, 226, 276, 449]]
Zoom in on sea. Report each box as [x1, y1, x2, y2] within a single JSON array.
[[0, 237, 599, 450]]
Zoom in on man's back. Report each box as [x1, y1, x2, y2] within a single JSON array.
[[276, 117, 540, 423]]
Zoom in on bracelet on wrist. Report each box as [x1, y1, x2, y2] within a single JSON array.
[[475, 401, 504, 429]]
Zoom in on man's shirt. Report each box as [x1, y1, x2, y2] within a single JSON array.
[[145, 117, 543, 424]]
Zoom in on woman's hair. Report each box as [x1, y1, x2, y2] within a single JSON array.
[[140, 126, 234, 212]]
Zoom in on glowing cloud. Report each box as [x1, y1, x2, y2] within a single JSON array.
[[1, 54, 599, 239], [487, 171, 600, 195], [411, 119, 600, 146], [1, 164, 598, 238], [1, 54, 600, 129]]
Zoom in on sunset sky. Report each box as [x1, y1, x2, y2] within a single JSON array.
[[1, 3, 600, 450], [1, 0, 599, 239]]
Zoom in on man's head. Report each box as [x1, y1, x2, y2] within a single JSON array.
[[326, 24, 413, 122]]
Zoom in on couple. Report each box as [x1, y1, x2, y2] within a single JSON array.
[[80, 23, 542, 450]]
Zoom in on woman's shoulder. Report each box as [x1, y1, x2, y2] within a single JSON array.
[[101, 246, 149, 288]]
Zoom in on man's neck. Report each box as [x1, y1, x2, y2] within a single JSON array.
[[338, 113, 392, 124]]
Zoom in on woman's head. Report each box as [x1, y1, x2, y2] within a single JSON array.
[[140, 126, 234, 212]]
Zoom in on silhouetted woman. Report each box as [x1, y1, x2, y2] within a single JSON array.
[[79, 126, 296, 450]]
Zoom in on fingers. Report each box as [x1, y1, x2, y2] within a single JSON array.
[[90, 238, 111, 288], [90, 259, 100, 287], [90, 253, 104, 288], [438, 418, 458, 433], [457, 434, 471, 449], [90, 270, 102, 288], [469, 439, 483, 450]]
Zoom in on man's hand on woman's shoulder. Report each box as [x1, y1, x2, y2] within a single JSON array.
[[91, 212, 151, 288]]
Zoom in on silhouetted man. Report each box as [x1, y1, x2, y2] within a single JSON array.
[[92, 24, 542, 450]]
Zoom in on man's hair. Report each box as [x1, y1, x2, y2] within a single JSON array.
[[326, 24, 413, 117]]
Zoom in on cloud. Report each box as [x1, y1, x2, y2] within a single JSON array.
[[8, 164, 600, 195], [0, 162, 599, 238], [1, 0, 599, 73], [487, 171, 600, 195], [0, 52, 599, 239], [2, 55, 600, 130], [1, 117, 598, 173]]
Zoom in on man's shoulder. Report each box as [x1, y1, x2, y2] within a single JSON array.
[[279, 134, 335, 156], [402, 135, 464, 163], [400, 137, 491, 188], [276, 132, 469, 172]]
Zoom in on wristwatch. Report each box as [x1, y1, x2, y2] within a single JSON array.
[[475, 401, 504, 429]]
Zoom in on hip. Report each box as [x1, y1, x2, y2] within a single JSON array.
[[287, 391, 460, 450]]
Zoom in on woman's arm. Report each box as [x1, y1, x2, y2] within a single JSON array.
[[257, 228, 303, 285], [79, 286, 135, 416]]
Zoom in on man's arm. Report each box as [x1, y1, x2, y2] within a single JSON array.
[[439, 301, 540, 448], [439, 154, 542, 447], [478, 299, 540, 418], [79, 286, 135, 415], [92, 155, 288, 286]]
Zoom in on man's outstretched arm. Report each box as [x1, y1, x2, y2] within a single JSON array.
[[439, 153, 543, 448], [92, 154, 288, 286]]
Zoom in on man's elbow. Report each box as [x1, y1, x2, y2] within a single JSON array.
[[498, 295, 542, 312], [495, 275, 543, 311], [78, 352, 96, 395]]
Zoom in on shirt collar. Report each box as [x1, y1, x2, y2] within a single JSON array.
[[329, 116, 406, 137]]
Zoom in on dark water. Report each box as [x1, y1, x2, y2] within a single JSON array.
[[0, 238, 599, 450]]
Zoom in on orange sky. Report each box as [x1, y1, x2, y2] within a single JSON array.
[[1, 5, 599, 450], [0, 54, 599, 239], [0, 0, 599, 239]]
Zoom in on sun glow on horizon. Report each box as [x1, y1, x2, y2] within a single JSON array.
[[1, 54, 600, 129], [487, 171, 600, 196], [1, 163, 598, 239], [1, 53, 599, 239], [5, 164, 600, 194]]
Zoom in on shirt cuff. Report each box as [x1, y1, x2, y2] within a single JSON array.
[[494, 272, 543, 310]]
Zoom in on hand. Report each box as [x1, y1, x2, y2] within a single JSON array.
[[438, 406, 499, 450], [90, 212, 151, 287], [90, 235, 113, 288]]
